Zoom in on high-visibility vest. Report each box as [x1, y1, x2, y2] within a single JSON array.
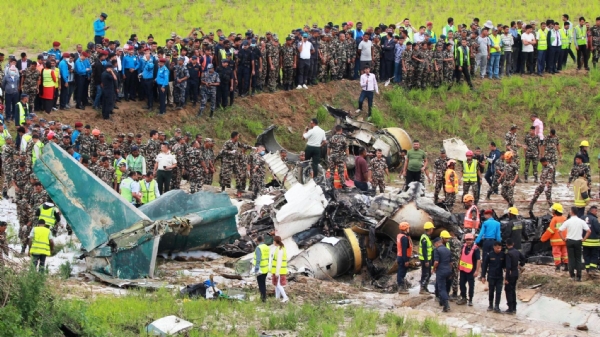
[[30, 226, 51, 256], [32, 141, 44, 164], [444, 169, 458, 193], [38, 205, 57, 227], [113, 157, 126, 183], [42, 69, 55, 88], [270, 246, 288, 275], [397, 233, 413, 257], [0, 129, 9, 147], [252, 243, 271, 274], [540, 216, 567, 247], [536, 29, 548, 50], [464, 205, 481, 229], [140, 179, 157, 204], [459, 244, 478, 273], [575, 26, 587, 45], [560, 29, 571, 49], [120, 177, 134, 202], [463, 160, 478, 182], [16, 102, 27, 126], [443, 25, 455, 36], [419, 234, 432, 260], [490, 34, 502, 53], [574, 182, 590, 207], [54, 68, 60, 88]]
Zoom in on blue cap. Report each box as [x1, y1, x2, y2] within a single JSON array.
[[242, 41, 249, 46], [222, 59, 229, 63], [302, 33, 308, 38], [20, 93, 29, 98], [219, 36, 225, 41], [191, 56, 197, 60]]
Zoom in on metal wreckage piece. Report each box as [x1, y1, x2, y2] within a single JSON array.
[[33, 143, 239, 279]]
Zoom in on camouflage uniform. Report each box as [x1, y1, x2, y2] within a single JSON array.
[[422, 48, 433, 88], [327, 134, 348, 186], [501, 162, 519, 206], [568, 163, 592, 189], [22, 67, 40, 110], [433, 157, 448, 202], [97, 166, 115, 186], [544, 136, 559, 183], [259, 47, 268, 89], [468, 38, 479, 76], [78, 134, 94, 159], [17, 198, 32, 247], [25, 140, 36, 168], [448, 237, 462, 297], [413, 48, 426, 89], [487, 159, 505, 198], [170, 142, 186, 190], [319, 38, 337, 81], [174, 64, 189, 105], [402, 49, 414, 89], [281, 44, 296, 88], [369, 157, 388, 193], [200, 71, 219, 114], [345, 38, 356, 78], [523, 134, 540, 182], [443, 50, 455, 85], [591, 25, 600, 65], [145, 140, 160, 174], [2, 144, 18, 196], [504, 131, 520, 167], [372, 43, 382, 80], [13, 168, 31, 201], [432, 50, 444, 87], [266, 41, 280, 91], [201, 146, 215, 186], [186, 147, 203, 193], [95, 141, 109, 157], [30, 190, 48, 214], [218, 140, 238, 189], [234, 142, 252, 192], [250, 152, 266, 198], [89, 52, 99, 99], [529, 163, 554, 208], [335, 37, 348, 80]]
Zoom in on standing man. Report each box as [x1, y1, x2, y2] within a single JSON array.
[[140, 50, 155, 110], [559, 206, 591, 282], [480, 241, 505, 313], [250, 145, 266, 200], [541, 203, 569, 271], [545, 129, 561, 183], [402, 140, 427, 191], [504, 239, 526, 314], [173, 57, 189, 109], [419, 222, 435, 294], [353, 147, 370, 192], [28, 219, 54, 272], [520, 25, 536, 75], [568, 155, 592, 205], [456, 233, 481, 307], [476, 28, 490, 79], [504, 125, 521, 176], [485, 142, 501, 196], [454, 38, 473, 89], [327, 125, 348, 188], [523, 126, 540, 183], [302, 118, 326, 179], [574, 17, 590, 71], [444, 160, 459, 209], [154, 143, 177, 195], [591, 17, 600, 69], [433, 237, 452, 312], [357, 34, 374, 71], [396, 222, 412, 294], [357, 65, 379, 120], [460, 150, 481, 205], [499, 151, 519, 206], [281, 37, 297, 91], [100, 64, 116, 120], [548, 21, 563, 74], [583, 206, 600, 277], [528, 157, 554, 209], [198, 64, 219, 118], [93, 13, 109, 45], [572, 171, 590, 218], [475, 209, 501, 257], [432, 149, 448, 204], [140, 171, 160, 204], [252, 236, 270, 303], [296, 33, 313, 89], [155, 58, 169, 115], [535, 21, 549, 76], [215, 58, 234, 109]]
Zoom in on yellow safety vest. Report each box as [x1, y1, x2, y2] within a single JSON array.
[[490, 34, 502, 53], [419, 234, 432, 260], [271, 246, 288, 275], [38, 205, 57, 227], [444, 169, 458, 193], [16, 102, 27, 126], [113, 158, 125, 183], [42, 69, 54, 88], [30, 226, 51, 256], [463, 160, 478, 182], [54, 68, 60, 88], [252, 243, 270, 274], [0, 129, 9, 147], [574, 183, 589, 207], [140, 179, 157, 204], [537, 29, 548, 50], [120, 177, 134, 202], [560, 29, 571, 50], [32, 141, 44, 164], [575, 26, 587, 45]]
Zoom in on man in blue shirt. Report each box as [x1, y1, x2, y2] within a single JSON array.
[[74, 52, 91, 110], [122, 48, 139, 101], [394, 36, 406, 83], [155, 58, 170, 115], [475, 209, 502, 257], [140, 49, 155, 110], [485, 142, 502, 195], [58, 53, 72, 110], [94, 13, 109, 45], [433, 237, 453, 312], [48, 42, 62, 62]]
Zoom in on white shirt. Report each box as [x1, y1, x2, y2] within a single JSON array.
[[413, 33, 426, 43], [155, 151, 177, 171], [550, 29, 562, 47], [358, 40, 373, 61], [303, 126, 326, 147], [360, 73, 379, 93], [559, 216, 590, 241], [532, 118, 544, 140], [521, 33, 535, 52], [299, 41, 313, 59]]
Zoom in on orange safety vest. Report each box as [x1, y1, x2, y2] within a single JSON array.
[[397, 233, 413, 257], [463, 205, 481, 229], [444, 169, 458, 193], [540, 215, 567, 246], [459, 244, 478, 273]]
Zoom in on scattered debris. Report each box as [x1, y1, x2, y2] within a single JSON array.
[[576, 324, 588, 331], [146, 316, 193, 336]]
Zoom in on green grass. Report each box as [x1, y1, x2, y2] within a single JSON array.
[[4, 1, 597, 50]]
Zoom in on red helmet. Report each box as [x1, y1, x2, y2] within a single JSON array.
[[466, 150, 474, 156]]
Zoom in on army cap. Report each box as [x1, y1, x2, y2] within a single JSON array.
[[440, 149, 446, 154], [158, 131, 165, 136], [112, 139, 120, 144], [185, 132, 191, 137], [510, 124, 518, 130], [174, 136, 182, 141], [204, 138, 214, 143], [175, 128, 182, 133], [62, 125, 70, 130], [286, 36, 292, 41], [48, 121, 55, 125], [127, 133, 134, 137], [117, 133, 125, 137], [118, 162, 127, 167]]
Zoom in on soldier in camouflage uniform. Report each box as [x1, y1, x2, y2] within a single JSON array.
[[281, 37, 297, 91], [234, 136, 253, 196], [504, 125, 521, 180], [17, 198, 32, 253], [544, 130, 560, 183], [422, 42, 434, 88], [89, 47, 101, 100], [2, 137, 17, 198], [77, 126, 94, 159], [97, 157, 115, 186], [250, 146, 267, 199], [218, 132, 242, 194], [432, 43, 445, 88], [186, 141, 203, 193], [369, 149, 389, 194], [499, 152, 519, 206], [22, 62, 40, 111], [266, 36, 281, 91], [258, 41, 268, 90], [443, 43, 455, 86], [448, 234, 462, 300], [335, 33, 348, 80], [95, 134, 110, 158], [402, 43, 414, 89], [198, 64, 219, 117], [145, 131, 160, 173], [372, 36, 382, 80], [327, 126, 348, 187], [523, 126, 540, 182], [12, 162, 31, 201], [412, 43, 426, 89], [486, 152, 505, 199], [568, 155, 592, 192], [0, 221, 8, 266], [201, 138, 215, 186], [591, 23, 600, 68], [174, 57, 189, 109], [528, 157, 554, 209], [433, 149, 449, 203], [468, 32, 479, 77], [170, 137, 186, 190], [345, 33, 356, 80]]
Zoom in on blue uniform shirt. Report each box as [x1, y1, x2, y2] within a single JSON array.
[[58, 59, 70, 82], [94, 19, 106, 36], [48, 48, 62, 62], [476, 218, 502, 244], [122, 55, 138, 73], [74, 59, 88, 75], [156, 65, 169, 87], [434, 245, 453, 275], [141, 59, 155, 79]]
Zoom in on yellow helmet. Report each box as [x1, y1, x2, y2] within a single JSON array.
[[551, 203, 563, 213], [439, 230, 451, 239], [580, 140, 589, 147], [423, 222, 435, 230], [508, 207, 519, 216]]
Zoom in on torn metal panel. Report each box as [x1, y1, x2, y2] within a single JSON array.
[[263, 151, 298, 189], [146, 316, 193, 336], [371, 138, 391, 156], [287, 237, 356, 280], [273, 180, 328, 240], [256, 125, 299, 162], [443, 138, 469, 162], [349, 129, 374, 144]]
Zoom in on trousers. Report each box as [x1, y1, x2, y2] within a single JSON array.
[[297, 59, 311, 85], [566, 239, 583, 278], [537, 50, 547, 74], [576, 45, 590, 69], [487, 277, 503, 307], [156, 170, 172, 195], [436, 271, 451, 304], [583, 246, 599, 270], [459, 271, 475, 300], [420, 261, 432, 287], [476, 54, 488, 77], [551, 245, 568, 266], [358, 90, 374, 116], [397, 257, 408, 286], [304, 145, 321, 178], [257, 273, 267, 302], [404, 170, 422, 191], [32, 254, 47, 272], [505, 276, 518, 310]]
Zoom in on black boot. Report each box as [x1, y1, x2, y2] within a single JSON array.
[[486, 190, 492, 200], [555, 264, 561, 272], [209, 110, 214, 118], [563, 263, 568, 272], [443, 302, 451, 312], [197, 109, 203, 117], [20, 245, 26, 254]]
